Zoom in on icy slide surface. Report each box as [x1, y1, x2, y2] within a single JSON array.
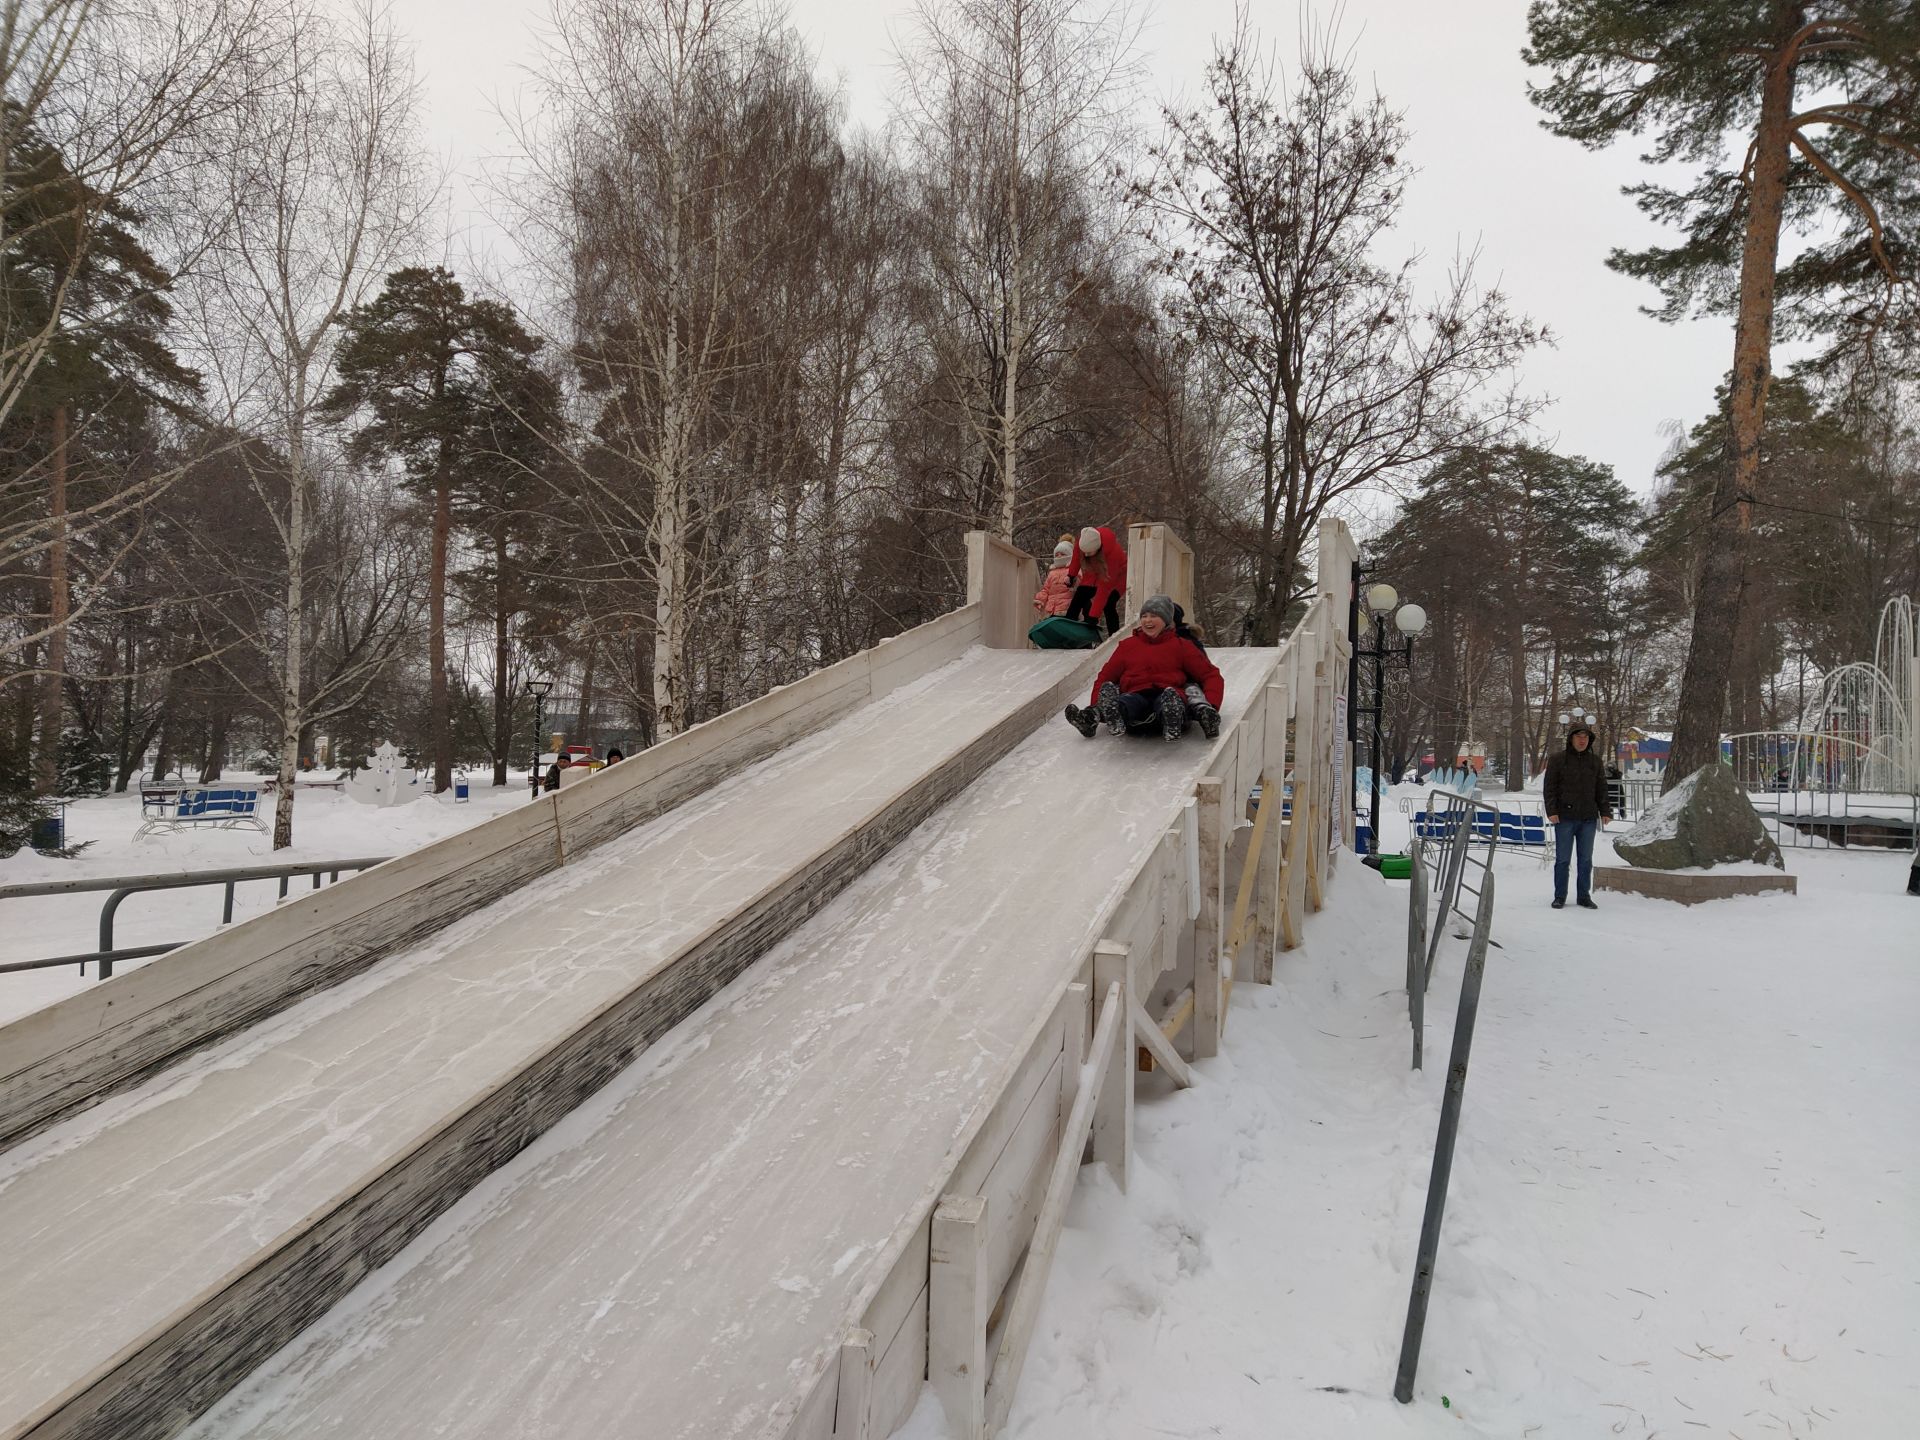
[[185, 649, 1278, 1440], [0, 646, 1071, 1435]]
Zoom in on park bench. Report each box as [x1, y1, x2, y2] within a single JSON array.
[[1406, 804, 1549, 849], [136, 784, 267, 839]]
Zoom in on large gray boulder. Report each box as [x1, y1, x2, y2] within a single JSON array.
[[1615, 762, 1785, 870]]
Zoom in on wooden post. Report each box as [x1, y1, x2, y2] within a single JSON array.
[[962, 531, 1037, 649], [1059, 981, 1088, 1150], [1090, 941, 1131, 1193], [1307, 658, 1333, 912], [930, 1194, 989, 1439], [1159, 829, 1181, 983], [1251, 683, 1282, 975], [832, 1328, 874, 1440], [964, 530, 988, 607], [1192, 778, 1224, 1058], [1286, 666, 1317, 938], [985, 981, 1124, 1432]]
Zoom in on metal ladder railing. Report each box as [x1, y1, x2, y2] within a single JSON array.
[[0, 858, 391, 980]]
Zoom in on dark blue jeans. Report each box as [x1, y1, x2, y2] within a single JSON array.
[[1553, 818, 1597, 902], [1116, 688, 1182, 732]]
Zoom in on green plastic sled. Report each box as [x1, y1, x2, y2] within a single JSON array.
[[1028, 616, 1102, 650]]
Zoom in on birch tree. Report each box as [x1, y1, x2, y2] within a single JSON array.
[[1140, 12, 1545, 643], [183, 0, 427, 846], [894, 0, 1142, 538], [515, 0, 827, 739], [0, 0, 270, 796]]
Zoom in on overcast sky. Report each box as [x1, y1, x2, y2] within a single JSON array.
[[395, 0, 1738, 498]]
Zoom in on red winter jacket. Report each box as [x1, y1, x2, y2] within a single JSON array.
[[1066, 526, 1128, 615], [1091, 627, 1224, 708], [1033, 565, 1075, 616]]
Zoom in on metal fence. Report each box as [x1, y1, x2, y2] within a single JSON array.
[[1413, 786, 1500, 979], [0, 857, 391, 980], [1404, 837, 1429, 1071], [1720, 731, 1920, 851], [1617, 776, 1660, 821], [1395, 869, 1497, 1403]]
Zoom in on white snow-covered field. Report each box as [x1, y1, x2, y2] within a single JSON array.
[[0, 775, 532, 1024], [908, 793, 1919, 1439]]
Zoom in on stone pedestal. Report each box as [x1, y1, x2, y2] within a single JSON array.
[[1593, 864, 1796, 905]]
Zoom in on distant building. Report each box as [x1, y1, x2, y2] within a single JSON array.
[[1618, 729, 1743, 774], [1617, 728, 1671, 770]]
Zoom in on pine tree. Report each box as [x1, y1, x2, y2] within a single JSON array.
[[1378, 445, 1636, 782], [323, 267, 552, 791], [0, 114, 200, 796], [1525, 1, 1920, 789]]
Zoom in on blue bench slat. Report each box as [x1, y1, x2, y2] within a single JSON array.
[[171, 787, 261, 819]]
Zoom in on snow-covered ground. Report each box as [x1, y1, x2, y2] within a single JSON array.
[[902, 788, 1919, 1439], [10, 761, 1913, 1438], [0, 775, 533, 1024]]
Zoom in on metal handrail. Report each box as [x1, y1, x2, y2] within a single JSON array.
[[1396, 868, 1498, 1402], [1415, 787, 1500, 984], [0, 857, 391, 980]]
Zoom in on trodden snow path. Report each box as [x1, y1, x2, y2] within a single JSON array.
[[0, 645, 1075, 1439], [179, 650, 1279, 1440], [931, 808, 1919, 1439]]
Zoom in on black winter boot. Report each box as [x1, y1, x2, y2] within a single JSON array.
[[1184, 682, 1221, 739], [1064, 703, 1098, 738], [1157, 687, 1187, 742], [1095, 681, 1124, 736]]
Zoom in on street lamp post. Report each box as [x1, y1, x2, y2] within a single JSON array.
[[526, 678, 553, 799], [1348, 563, 1428, 859]]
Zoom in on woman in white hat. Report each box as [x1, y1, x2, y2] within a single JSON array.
[[1064, 524, 1128, 637]]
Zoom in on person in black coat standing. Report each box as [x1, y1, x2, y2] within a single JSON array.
[[1543, 721, 1612, 910]]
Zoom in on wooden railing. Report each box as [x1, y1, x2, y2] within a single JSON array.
[[901, 524, 1357, 1440], [0, 602, 992, 1147]]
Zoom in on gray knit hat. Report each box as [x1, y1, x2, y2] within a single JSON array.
[[1139, 594, 1177, 627]]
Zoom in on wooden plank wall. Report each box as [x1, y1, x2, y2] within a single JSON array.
[[798, 518, 1360, 1440], [21, 626, 1114, 1440], [1124, 523, 1195, 621], [1316, 515, 1360, 851], [964, 532, 1039, 650], [0, 604, 984, 1148]]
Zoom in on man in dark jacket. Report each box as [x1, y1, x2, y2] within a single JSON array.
[[1065, 594, 1223, 742], [1543, 721, 1611, 909]]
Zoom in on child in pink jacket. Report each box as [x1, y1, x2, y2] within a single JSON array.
[[1033, 538, 1076, 617]]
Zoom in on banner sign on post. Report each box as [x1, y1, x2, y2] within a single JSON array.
[[1332, 691, 1347, 847]]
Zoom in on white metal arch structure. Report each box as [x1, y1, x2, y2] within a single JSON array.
[[1808, 596, 1918, 796]]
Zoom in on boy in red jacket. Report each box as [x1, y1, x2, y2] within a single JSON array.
[[1065, 594, 1223, 742]]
